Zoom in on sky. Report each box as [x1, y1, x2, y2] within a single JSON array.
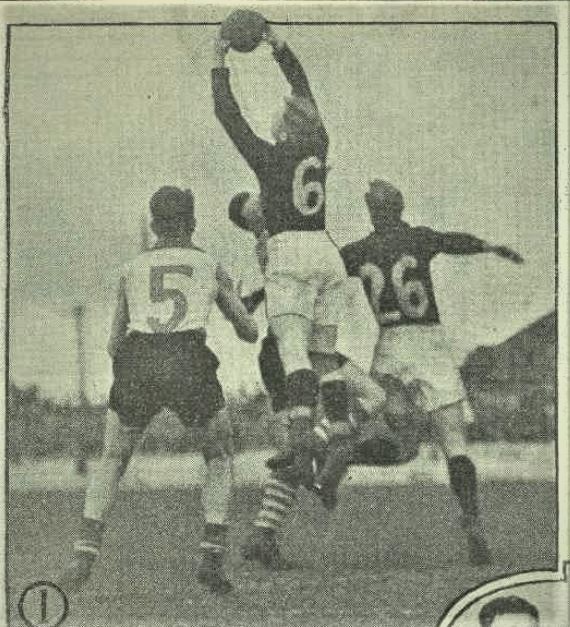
[[8, 20, 556, 402]]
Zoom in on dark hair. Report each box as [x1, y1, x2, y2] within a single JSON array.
[[479, 596, 539, 626], [366, 180, 404, 223], [149, 186, 195, 236], [228, 192, 252, 231]]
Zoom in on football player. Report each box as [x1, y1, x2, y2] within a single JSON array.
[[228, 191, 416, 569], [338, 179, 524, 565], [59, 187, 258, 594], [213, 26, 352, 562]]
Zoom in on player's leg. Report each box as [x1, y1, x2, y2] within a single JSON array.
[[176, 341, 234, 592], [310, 349, 355, 510], [269, 312, 319, 484], [430, 401, 491, 565], [242, 334, 300, 569], [242, 465, 300, 570], [306, 277, 352, 508], [195, 409, 234, 593], [59, 409, 144, 592]]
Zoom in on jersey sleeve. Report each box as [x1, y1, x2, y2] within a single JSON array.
[[413, 226, 445, 258], [272, 43, 313, 101], [415, 226, 488, 256], [211, 67, 273, 171]]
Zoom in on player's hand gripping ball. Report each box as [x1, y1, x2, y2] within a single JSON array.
[[221, 9, 267, 53]]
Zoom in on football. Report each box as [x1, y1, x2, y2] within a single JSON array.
[[220, 9, 266, 53]]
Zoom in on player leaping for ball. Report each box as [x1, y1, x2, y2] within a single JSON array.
[[337, 179, 524, 565], [212, 16, 352, 567], [59, 187, 258, 594], [228, 191, 416, 512]]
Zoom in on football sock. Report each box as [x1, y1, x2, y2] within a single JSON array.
[[74, 517, 105, 558], [285, 369, 319, 410], [314, 416, 354, 445], [448, 455, 480, 523], [321, 380, 349, 423], [202, 456, 233, 527], [200, 523, 229, 555], [253, 476, 297, 531]]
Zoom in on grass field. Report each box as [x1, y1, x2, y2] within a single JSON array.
[[8, 481, 556, 627]]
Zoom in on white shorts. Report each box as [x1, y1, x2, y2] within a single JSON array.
[[371, 324, 470, 417], [264, 231, 347, 327]]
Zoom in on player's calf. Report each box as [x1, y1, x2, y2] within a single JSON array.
[[433, 402, 492, 565], [310, 380, 351, 507], [448, 454, 492, 566], [59, 413, 140, 594], [198, 413, 234, 592], [242, 472, 298, 570]]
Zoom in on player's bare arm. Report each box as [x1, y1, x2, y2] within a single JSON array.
[[215, 264, 259, 343], [107, 275, 129, 358]]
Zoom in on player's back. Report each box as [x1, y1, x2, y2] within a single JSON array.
[[123, 246, 218, 335], [341, 223, 440, 328]]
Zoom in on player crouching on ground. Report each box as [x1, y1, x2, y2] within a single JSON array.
[[340, 179, 524, 565], [59, 186, 258, 595]]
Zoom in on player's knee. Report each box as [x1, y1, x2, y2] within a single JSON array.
[[102, 426, 139, 476], [279, 343, 312, 375], [439, 433, 466, 460], [270, 316, 311, 375], [431, 402, 467, 458]]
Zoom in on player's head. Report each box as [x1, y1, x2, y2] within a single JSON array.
[[271, 95, 320, 144], [228, 191, 265, 236], [150, 186, 196, 239], [479, 596, 539, 627], [365, 179, 404, 229]]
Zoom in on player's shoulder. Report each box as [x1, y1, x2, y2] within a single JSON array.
[[408, 225, 442, 253], [340, 234, 375, 273]]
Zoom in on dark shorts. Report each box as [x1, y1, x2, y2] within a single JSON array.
[[109, 330, 225, 430]]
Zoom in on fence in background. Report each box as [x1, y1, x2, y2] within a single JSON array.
[[7, 381, 555, 463]]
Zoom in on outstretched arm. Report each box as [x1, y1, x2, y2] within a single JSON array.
[[424, 228, 524, 263], [215, 265, 259, 343], [107, 276, 129, 358], [211, 34, 272, 170], [265, 26, 314, 101]]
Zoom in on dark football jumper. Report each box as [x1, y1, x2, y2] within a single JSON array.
[[212, 43, 328, 236]]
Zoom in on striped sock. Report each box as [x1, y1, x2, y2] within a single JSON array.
[[253, 477, 297, 531], [314, 417, 355, 444], [200, 523, 229, 555], [73, 517, 104, 558]]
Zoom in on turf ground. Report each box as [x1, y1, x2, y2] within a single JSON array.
[[8, 481, 556, 627]]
